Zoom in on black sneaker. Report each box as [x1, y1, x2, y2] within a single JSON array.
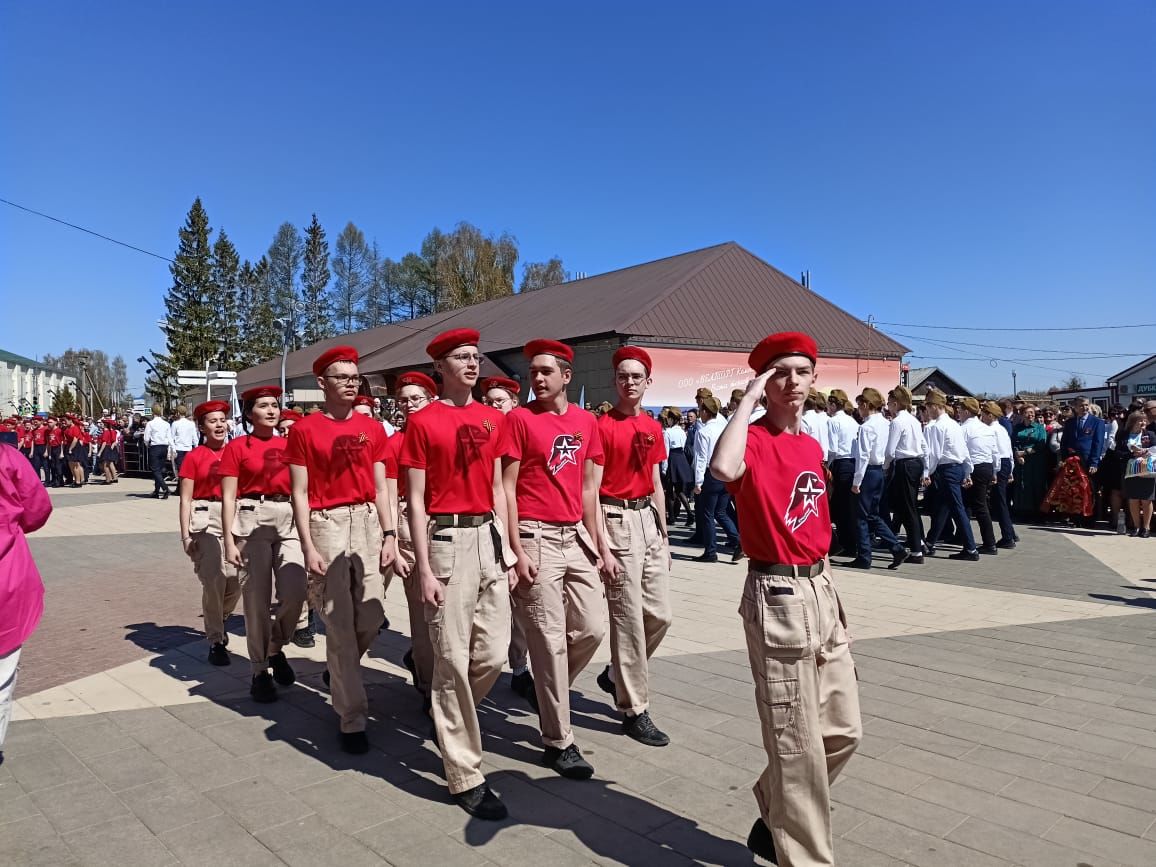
[[841, 559, 872, 569], [596, 665, 616, 699], [250, 672, 278, 703], [291, 627, 315, 648], [543, 744, 594, 780], [948, 550, 980, 561], [746, 817, 778, 863], [977, 545, 999, 556], [996, 539, 1016, 549], [322, 669, 330, 688], [340, 730, 369, 754], [693, 553, 718, 563], [887, 547, 908, 570], [453, 782, 508, 821], [510, 671, 538, 712], [905, 554, 924, 565], [208, 643, 230, 666], [623, 711, 670, 747], [269, 652, 295, 686], [731, 546, 747, 563]]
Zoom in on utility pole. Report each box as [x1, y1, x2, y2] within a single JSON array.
[[1012, 370, 1018, 398]]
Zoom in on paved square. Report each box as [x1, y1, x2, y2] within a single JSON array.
[[5, 478, 1156, 865]]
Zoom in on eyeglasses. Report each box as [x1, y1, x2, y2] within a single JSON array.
[[323, 374, 362, 385], [615, 373, 646, 384], [484, 397, 513, 407], [396, 395, 428, 406], [445, 353, 484, 366]]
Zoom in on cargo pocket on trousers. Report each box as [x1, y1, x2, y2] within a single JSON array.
[[429, 533, 456, 581], [603, 511, 630, 552], [765, 678, 806, 756], [189, 508, 210, 534], [744, 590, 810, 657], [233, 504, 257, 538]]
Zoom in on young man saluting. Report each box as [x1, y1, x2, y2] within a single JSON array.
[[594, 346, 673, 747], [401, 328, 516, 820], [501, 340, 605, 779], [711, 332, 861, 866], [288, 346, 396, 754]]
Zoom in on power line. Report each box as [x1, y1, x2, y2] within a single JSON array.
[[1, 197, 174, 262], [883, 330, 1149, 358], [874, 320, 1156, 332]]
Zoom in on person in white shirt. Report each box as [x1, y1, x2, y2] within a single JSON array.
[[845, 388, 906, 569], [826, 389, 860, 556], [661, 409, 694, 526], [801, 391, 831, 463], [982, 401, 1018, 548], [142, 404, 174, 499], [170, 405, 198, 475], [957, 397, 999, 554], [692, 396, 739, 562], [921, 391, 978, 559], [885, 386, 928, 563]]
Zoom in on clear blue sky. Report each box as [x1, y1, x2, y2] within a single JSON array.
[[2, 1, 1153, 397]]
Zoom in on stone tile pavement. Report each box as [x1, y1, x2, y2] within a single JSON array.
[[4, 477, 1156, 865]]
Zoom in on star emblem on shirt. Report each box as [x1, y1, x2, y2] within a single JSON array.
[[784, 470, 826, 532]]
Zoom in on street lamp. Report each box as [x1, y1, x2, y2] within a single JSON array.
[[137, 353, 172, 411], [77, 353, 90, 415]]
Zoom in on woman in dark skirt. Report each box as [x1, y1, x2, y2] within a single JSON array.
[[661, 408, 694, 525], [1120, 411, 1155, 537]]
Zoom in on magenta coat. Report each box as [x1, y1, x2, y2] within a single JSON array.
[[0, 443, 51, 655]]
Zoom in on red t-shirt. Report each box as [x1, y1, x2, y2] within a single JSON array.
[[502, 403, 603, 523], [596, 409, 666, 499], [33, 428, 46, 446], [726, 420, 831, 565], [19, 431, 33, 449], [99, 429, 118, 447], [400, 400, 504, 515], [179, 444, 226, 500], [286, 411, 388, 510], [66, 425, 82, 445], [384, 431, 407, 499], [48, 429, 63, 447], [219, 433, 292, 496]]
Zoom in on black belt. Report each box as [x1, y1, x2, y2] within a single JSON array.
[[749, 559, 825, 579], [599, 495, 651, 510], [831, 456, 854, 463], [431, 512, 493, 528], [240, 494, 291, 502]]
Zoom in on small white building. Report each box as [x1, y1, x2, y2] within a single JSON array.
[[1112, 354, 1156, 405], [1, 349, 79, 416]]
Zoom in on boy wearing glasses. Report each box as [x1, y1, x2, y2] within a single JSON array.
[[288, 345, 397, 754], [401, 328, 516, 820], [594, 346, 674, 747]]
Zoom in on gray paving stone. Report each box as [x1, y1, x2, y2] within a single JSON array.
[[355, 814, 448, 858], [1043, 816, 1156, 867], [945, 817, 1117, 867], [158, 813, 285, 866], [62, 813, 178, 866], [290, 774, 405, 834], [0, 792, 41, 826], [1003, 717, 1135, 759], [544, 813, 693, 866], [864, 718, 973, 759], [629, 742, 753, 793], [255, 814, 385, 866], [931, 718, 1055, 759], [246, 742, 342, 791], [7, 746, 93, 792], [644, 816, 754, 867], [383, 833, 491, 867], [831, 777, 968, 837], [1001, 777, 1154, 836], [156, 743, 260, 791], [119, 775, 224, 834], [83, 745, 174, 792], [0, 814, 79, 865], [964, 745, 1104, 794], [881, 744, 1016, 794], [909, 777, 1060, 836], [834, 837, 916, 866], [840, 753, 931, 795], [453, 823, 595, 867], [845, 816, 1010, 867], [1090, 777, 1156, 812], [115, 712, 217, 758], [29, 776, 131, 833], [52, 717, 138, 759], [202, 776, 313, 833]]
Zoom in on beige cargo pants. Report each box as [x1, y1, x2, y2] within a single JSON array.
[[307, 503, 386, 733], [600, 502, 672, 715], [190, 500, 241, 647], [512, 520, 605, 749], [233, 499, 308, 674], [740, 565, 861, 867], [398, 501, 433, 699], [426, 519, 510, 794]]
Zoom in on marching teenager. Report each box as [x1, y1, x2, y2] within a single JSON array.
[[385, 371, 438, 706], [288, 347, 396, 753], [97, 420, 121, 484], [482, 376, 538, 711], [501, 340, 605, 779], [710, 332, 861, 867], [178, 401, 242, 666], [825, 389, 859, 556], [957, 397, 999, 555], [847, 388, 907, 569], [45, 419, 65, 487], [401, 328, 515, 820], [921, 390, 979, 560], [220, 385, 308, 703], [983, 401, 1018, 548], [66, 415, 86, 488], [884, 386, 926, 563], [594, 346, 674, 747]]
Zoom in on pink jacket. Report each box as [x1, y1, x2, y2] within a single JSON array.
[[0, 444, 51, 655]]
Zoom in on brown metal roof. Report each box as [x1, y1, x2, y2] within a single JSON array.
[[238, 242, 907, 388]]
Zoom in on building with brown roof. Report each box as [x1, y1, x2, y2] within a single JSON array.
[[236, 242, 908, 408]]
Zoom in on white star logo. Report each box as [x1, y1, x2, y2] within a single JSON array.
[[784, 470, 825, 531], [548, 434, 581, 475]]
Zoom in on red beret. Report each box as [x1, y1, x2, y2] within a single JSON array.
[[279, 409, 303, 422], [396, 371, 438, 396], [427, 328, 480, 359], [353, 395, 376, 408], [612, 346, 652, 374], [193, 400, 231, 420], [749, 332, 818, 374], [480, 376, 520, 396], [523, 339, 574, 363], [241, 385, 282, 403], [312, 345, 359, 377]]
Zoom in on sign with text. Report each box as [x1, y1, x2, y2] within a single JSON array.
[[641, 347, 902, 408]]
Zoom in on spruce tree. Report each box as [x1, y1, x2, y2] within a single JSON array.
[[210, 229, 242, 370], [161, 199, 218, 370], [241, 256, 281, 365], [300, 214, 333, 345], [267, 222, 303, 348], [330, 222, 369, 334]]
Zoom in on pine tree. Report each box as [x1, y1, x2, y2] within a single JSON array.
[[241, 256, 281, 366], [267, 222, 303, 348], [50, 386, 79, 416], [357, 241, 393, 330], [210, 229, 242, 369], [162, 199, 218, 370], [300, 214, 333, 344], [330, 222, 369, 334]]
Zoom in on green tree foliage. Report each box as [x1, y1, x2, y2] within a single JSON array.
[[300, 214, 332, 345], [331, 222, 370, 333], [240, 256, 281, 366], [392, 252, 433, 319], [357, 241, 394, 330], [520, 257, 566, 292], [50, 386, 79, 416], [267, 222, 304, 347], [162, 199, 218, 370], [42, 348, 116, 411], [435, 222, 518, 309], [1061, 375, 1086, 391], [110, 355, 128, 407], [210, 229, 242, 369]]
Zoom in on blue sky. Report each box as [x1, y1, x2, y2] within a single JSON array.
[[2, 1, 1153, 396]]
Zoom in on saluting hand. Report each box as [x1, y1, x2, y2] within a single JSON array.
[[743, 368, 775, 400]]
